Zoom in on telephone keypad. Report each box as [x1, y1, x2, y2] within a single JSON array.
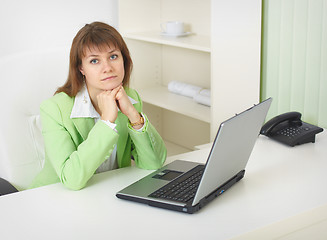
[[277, 127, 307, 138]]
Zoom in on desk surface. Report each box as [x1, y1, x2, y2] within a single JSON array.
[[1, 132, 327, 240]]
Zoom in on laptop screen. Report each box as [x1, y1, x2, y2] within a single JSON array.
[[192, 98, 272, 205]]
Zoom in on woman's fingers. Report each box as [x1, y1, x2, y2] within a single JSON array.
[[97, 88, 121, 122]]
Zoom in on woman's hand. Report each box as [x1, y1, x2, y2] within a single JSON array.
[[97, 86, 121, 123], [116, 86, 141, 124]]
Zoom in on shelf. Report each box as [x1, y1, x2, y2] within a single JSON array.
[[123, 31, 210, 53], [164, 140, 192, 157], [137, 86, 210, 123], [194, 142, 213, 150]]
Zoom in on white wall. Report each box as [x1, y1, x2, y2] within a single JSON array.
[[0, 0, 118, 58]]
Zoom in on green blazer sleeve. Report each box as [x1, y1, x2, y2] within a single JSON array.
[[125, 89, 167, 170]]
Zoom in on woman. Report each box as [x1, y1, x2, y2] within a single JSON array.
[[30, 22, 167, 190]]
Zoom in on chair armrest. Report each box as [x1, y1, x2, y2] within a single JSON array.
[[0, 178, 18, 196]]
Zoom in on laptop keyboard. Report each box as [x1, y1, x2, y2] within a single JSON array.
[[148, 165, 205, 203]]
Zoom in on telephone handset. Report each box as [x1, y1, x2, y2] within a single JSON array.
[[260, 111, 324, 147]]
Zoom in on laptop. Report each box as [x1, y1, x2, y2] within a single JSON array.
[[116, 98, 272, 213]]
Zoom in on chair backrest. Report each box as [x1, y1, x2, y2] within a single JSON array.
[[0, 47, 69, 190]]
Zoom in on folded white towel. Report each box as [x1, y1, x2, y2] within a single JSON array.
[[168, 81, 202, 98], [193, 89, 211, 106], [168, 81, 211, 106]]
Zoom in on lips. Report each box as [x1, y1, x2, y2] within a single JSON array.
[[101, 76, 116, 81]]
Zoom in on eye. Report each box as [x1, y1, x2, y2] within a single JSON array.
[[90, 59, 98, 64], [110, 54, 118, 60]]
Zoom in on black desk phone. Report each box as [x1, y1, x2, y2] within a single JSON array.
[[260, 111, 324, 147]]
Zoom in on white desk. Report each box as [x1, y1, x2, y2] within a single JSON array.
[[1, 132, 327, 240]]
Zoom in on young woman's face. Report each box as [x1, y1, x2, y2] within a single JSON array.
[[80, 45, 125, 95]]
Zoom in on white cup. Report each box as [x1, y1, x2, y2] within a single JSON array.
[[161, 21, 184, 35]]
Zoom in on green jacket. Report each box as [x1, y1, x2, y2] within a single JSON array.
[[30, 88, 166, 190]]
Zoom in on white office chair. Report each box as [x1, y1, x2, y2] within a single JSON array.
[[0, 48, 69, 194]]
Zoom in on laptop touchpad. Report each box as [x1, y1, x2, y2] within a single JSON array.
[[152, 170, 183, 181]]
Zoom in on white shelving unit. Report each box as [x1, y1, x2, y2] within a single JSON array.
[[119, 0, 211, 156], [123, 31, 210, 52], [137, 86, 210, 123], [123, 31, 211, 124], [119, 0, 262, 156]]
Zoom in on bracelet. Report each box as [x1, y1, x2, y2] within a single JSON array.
[[130, 115, 144, 127]]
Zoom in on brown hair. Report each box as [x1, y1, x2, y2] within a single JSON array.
[[56, 22, 133, 96]]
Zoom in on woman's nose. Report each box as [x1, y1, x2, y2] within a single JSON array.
[[103, 60, 112, 72]]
